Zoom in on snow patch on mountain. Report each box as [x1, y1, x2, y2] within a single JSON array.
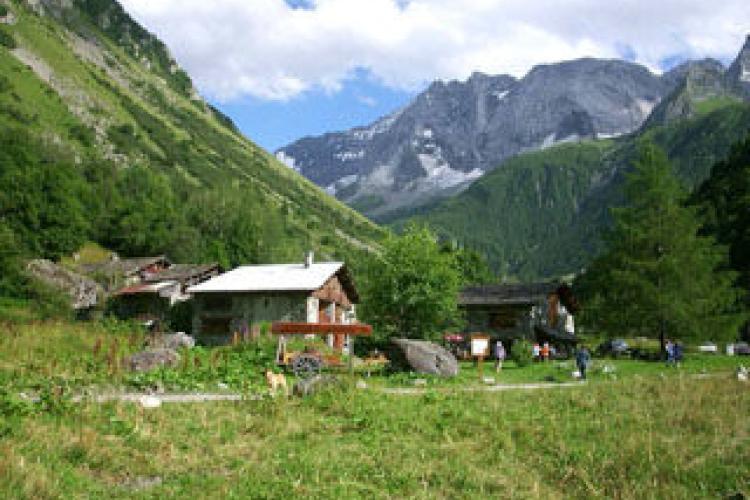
[[493, 90, 510, 100], [636, 98, 657, 117], [596, 131, 625, 139], [417, 154, 483, 190], [325, 174, 359, 196], [334, 150, 364, 161], [275, 151, 298, 171]]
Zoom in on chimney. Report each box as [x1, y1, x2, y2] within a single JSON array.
[[304, 251, 314, 268]]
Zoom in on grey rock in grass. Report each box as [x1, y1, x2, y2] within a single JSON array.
[[119, 475, 163, 491], [126, 348, 180, 373], [391, 339, 459, 377], [149, 332, 195, 350], [293, 375, 342, 397]]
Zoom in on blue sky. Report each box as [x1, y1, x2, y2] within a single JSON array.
[[214, 69, 415, 151], [119, 0, 750, 153]]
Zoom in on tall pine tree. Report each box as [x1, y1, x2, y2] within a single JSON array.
[[692, 134, 750, 339], [576, 142, 745, 349]]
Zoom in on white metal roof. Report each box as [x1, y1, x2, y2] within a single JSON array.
[[187, 262, 344, 294]]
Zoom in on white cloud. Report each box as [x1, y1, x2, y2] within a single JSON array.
[[120, 0, 750, 101]]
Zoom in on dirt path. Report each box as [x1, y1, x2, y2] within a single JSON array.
[[69, 380, 584, 405], [71, 393, 253, 404], [380, 381, 582, 395]]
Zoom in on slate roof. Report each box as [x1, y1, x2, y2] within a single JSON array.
[[187, 262, 346, 295], [79, 256, 169, 277], [459, 282, 560, 306], [142, 264, 219, 283], [114, 281, 177, 296]]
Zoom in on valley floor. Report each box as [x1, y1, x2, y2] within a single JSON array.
[[1, 320, 748, 498]]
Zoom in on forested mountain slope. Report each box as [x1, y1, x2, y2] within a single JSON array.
[[0, 0, 383, 270], [397, 102, 750, 280]]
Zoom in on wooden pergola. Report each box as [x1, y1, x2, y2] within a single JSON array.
[[271, 322, 373, 376]]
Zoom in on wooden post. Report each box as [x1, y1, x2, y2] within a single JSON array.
[[348, 336, 354, 376], [477, 354, 484, 381]]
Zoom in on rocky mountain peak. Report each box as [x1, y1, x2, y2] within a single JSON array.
[[278, 38, 750, 221], [727, 34, 750, 96]]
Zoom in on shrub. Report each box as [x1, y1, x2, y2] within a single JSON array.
[[511, 339, 534, 367], [0, 27, 16, 49]]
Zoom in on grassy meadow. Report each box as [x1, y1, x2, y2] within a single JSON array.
[[0, 319, 748, 499]]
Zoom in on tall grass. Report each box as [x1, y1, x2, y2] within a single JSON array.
[[0, 376, 747, 498]]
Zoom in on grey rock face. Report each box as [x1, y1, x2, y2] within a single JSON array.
[[126, 348, 180, 372], [646, 59, 730, 125], [391, 339, 459, 377], [26, 259, 102, 309], [278, 59, 675, 219], [727, 35, 750, 98]]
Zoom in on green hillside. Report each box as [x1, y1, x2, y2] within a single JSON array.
[[0, 0, 383, 269], [397, 101, 750, 280]]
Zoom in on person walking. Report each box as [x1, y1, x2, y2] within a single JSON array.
[[495, 340, 506, 372], [575, 346, 591, 380]]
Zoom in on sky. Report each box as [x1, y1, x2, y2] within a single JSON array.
[[119, 0, 750, 152]]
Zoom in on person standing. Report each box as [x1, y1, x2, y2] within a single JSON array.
[[665, 339, 675, 366], [575, 346, 591, 380], [673, 341, 683, 366], [532, 343, 541, 361], [541, 342, 551, 362], [495, 340, 506, 372]]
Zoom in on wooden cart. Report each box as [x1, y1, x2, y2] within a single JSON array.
[[271, 322, 373, 378]]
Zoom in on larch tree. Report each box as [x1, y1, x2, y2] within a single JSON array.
[[576, 141, 745, 350]]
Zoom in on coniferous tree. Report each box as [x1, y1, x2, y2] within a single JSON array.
[[692, 134, 750, 339], [576, 142, 745, 349]]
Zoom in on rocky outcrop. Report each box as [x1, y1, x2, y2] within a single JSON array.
[[726, 35, 750, 98], [26, 259, 102, 309], [391, 339, 459, 377]]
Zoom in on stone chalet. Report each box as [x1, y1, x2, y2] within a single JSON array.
[[187, 254, 359, 346], [459, 282, 578, 344], [111, 263, 221, 321]]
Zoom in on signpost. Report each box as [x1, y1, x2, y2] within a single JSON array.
[[471, 334, 490, 381]]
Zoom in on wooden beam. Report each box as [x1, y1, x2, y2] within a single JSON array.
[[271, 322, 372, 336]]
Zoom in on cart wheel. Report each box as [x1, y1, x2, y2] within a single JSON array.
[[292, 354, 322, 378]]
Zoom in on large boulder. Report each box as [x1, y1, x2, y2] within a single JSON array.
[[148, 332, 195, 350], [391, 339, 459, 377], [126, 348, 180, 373]]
